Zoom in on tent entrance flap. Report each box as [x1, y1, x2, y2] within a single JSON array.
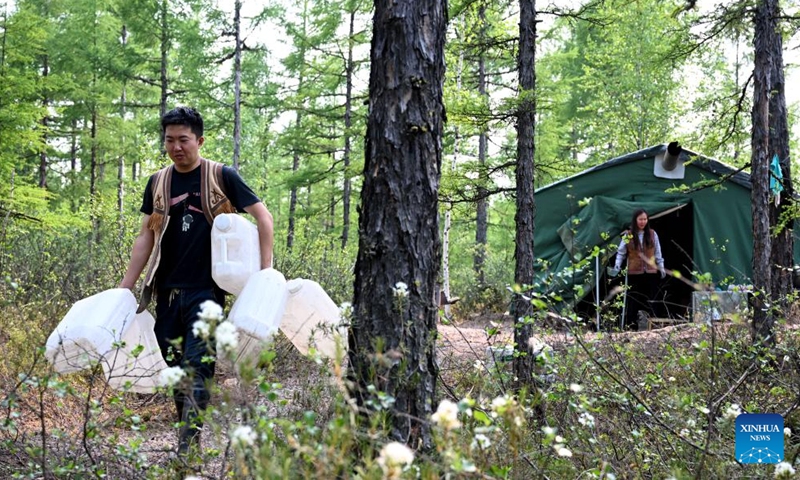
[[556, 197, 685, 262], [545, 197, 685, 311]]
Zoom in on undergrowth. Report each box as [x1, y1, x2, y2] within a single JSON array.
[[2, 301, 799, 478]]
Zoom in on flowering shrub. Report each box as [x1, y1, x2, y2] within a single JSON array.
[[4, 279, 800, 479]]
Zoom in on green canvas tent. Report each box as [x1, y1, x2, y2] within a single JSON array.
[[533, 144, 796, 323]]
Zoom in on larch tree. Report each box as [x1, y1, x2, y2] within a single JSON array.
[[750, 0, 780, 343], [349, 0, 447, 448], [765, 0, 792, 303], [473, 1, 489, 285], [232, 0, 243, 171], [512, 0, 537, 389]]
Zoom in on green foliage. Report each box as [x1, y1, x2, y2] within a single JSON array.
[[538, 0, 690, 164]]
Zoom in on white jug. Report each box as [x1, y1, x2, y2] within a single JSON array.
[[101, 310, 168, 393], [46, 289, 138, 374], [211, 213, 261, 296], [228, 268, 287, 366], [280, 279, 345, 360]]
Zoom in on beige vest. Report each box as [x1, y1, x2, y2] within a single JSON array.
[[137, 158, 236, 312]]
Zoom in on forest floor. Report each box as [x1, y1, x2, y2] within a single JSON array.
[[3, 310, 790, 478]]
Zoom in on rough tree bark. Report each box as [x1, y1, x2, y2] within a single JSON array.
[[512, 0, 537, 387], [765, 0, 792, 302], [349, 0, 447, 449], [750, 0, 776, 344]]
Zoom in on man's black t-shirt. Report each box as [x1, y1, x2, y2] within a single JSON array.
[[140, 163, 261, 289]]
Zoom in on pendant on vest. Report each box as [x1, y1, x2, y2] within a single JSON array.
[[182, 213, 193, 232]]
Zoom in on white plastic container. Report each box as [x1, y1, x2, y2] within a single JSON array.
[[46, 289, 138, 374], [211, 213, 261, 296], [101, 310, 168, 394], [228, 268, 287, 366], [280, 278, 345, 360]]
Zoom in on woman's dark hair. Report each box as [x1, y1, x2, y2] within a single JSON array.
[[630, 208, 653, 249], [161, 106, 203, 139]]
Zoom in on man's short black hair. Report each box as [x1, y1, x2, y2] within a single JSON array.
[[161, 106, 203, 139]]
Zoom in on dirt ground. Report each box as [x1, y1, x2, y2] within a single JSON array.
[[435, 311, 702, 359]]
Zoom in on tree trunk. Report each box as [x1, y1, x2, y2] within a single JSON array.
[[349, 0, 446, 449], [287, 148, 300, 252], [474, 4, 488, 285], [70, 119, 78, 172], [0, 3, 6, 71], [328, 173, 336, 236], [443, 46, 464, 319], [159, 0, 168, 154], [341, 10, 355, 250], [90, 106, 101, 246], [766, 0, 792, 301], [512, 0, 537, 388], [38, 55, 49, 189], [117, 25, 128, 244], [119, 25, 127, 234], [750, 0, 775, 344], [232, 0, 242, 171], [286, 0, 308, 253]]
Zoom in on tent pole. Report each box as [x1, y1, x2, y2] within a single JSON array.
[[595, 256, 600, 331]]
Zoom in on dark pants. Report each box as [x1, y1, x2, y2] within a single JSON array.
[[155, 286, 225, 450], [625, 273, 658, 330]]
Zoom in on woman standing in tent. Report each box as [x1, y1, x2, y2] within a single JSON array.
[[611, 209, 666, 330]]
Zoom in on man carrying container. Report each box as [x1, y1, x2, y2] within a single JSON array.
[[119, 106, 274, 457]]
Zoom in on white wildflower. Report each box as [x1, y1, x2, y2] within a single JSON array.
[[668, 376, 676, 382], [578, 412, 595, 428], [490, 395, 512, 415], [431, 399, 461, 430], [377, 442, 414, 480], [192, 319, 211, 340], [569, 383, 583, 393], [159, 366, 186, 388], [723, 403, 742, 421], [774, 461, 796, 478], [680, 428, 690, 437], [555, 435, 564, 443], [230, 425, 257, 448], [785, 427, 792, 437], [392, 282, 409, 298], [542, 426, 556, 436], [697, 406, 710, 415], [215, 320, 239, 354], [339, 302, 353, 320], [184, 476, 202, 480], [197, 300, 223, 322], [606, 474, 617, 480], [555, 445, 573, 457], [471, 433, 491, 449]]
